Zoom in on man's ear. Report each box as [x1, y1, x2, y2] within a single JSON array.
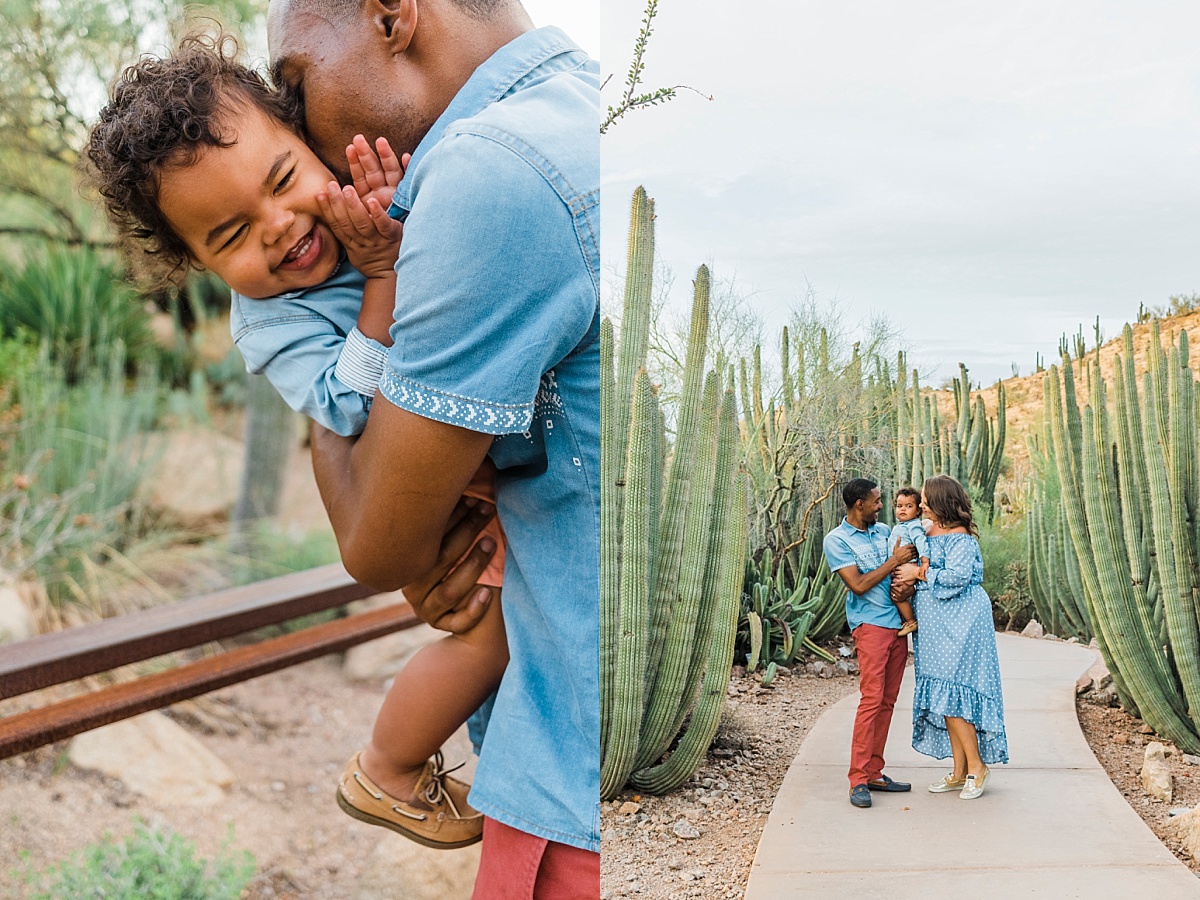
[[369, 0, 418, 53]]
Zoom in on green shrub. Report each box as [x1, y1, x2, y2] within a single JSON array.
[[20, 820, 255, 900], [0, 245, 152, 381], [1, 343, 163, 606]]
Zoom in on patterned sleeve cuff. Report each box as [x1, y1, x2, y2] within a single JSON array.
[[334, 328, 389, 398], [378, 369, 534, 435]]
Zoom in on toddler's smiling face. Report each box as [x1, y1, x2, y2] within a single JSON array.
[[157, 103, 341, 299]]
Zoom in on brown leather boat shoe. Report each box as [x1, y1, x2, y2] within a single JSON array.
[[336, 751, 483, 849]]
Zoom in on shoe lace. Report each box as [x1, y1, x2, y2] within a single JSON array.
[[422, 751, 468, 818]]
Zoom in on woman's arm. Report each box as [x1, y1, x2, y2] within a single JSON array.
[[924, 536, 978, 598]]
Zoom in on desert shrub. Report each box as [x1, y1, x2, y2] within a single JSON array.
[[19, 820, 254, 900], [1, 343, 164, 607], [977, 513, 1029, 624], [0, 245, 153, 381]]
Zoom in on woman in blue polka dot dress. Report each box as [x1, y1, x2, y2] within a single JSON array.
[[896, 475, 1008, 800]]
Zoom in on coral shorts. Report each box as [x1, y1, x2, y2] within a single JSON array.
[[462, 460, 506, 589]]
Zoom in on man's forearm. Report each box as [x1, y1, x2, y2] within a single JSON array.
[[309, 398, 493, 591], [838, 558, 901, 597]]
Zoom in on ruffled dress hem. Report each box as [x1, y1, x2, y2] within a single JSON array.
[[912, 675, 1009, 764]]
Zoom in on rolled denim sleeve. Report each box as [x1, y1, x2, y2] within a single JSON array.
[[380, 133, 596, 435], [232, 290, 377, 438]]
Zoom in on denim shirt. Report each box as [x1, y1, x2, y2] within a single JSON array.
[[229, 26, 599, 852], [379, 26, 599, 852], [823, 517, 902, 631]]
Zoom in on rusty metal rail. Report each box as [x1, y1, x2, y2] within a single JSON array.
[[0, 563, 419, 761]]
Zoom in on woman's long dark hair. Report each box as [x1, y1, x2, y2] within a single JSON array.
[[922, 475, 978, 536]]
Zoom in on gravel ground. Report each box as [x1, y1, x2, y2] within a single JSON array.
[[600, 663, 859, 900], [1076, 693, 1200, 877]]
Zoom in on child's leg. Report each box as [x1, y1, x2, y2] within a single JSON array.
[[358, 585, 508, 803], [895, 598, 916, 624]]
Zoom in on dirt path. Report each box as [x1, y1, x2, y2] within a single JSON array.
[[0, 654, 478, 899]]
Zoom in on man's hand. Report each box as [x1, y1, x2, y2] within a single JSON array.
[[399, 496, 498, 633], [891, 561, 920, 603], [888, 541, 917, 568]]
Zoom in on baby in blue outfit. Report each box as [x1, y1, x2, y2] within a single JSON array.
[[890, 487, 929, 636]]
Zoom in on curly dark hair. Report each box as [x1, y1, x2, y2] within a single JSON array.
[[921, 475, 978, 536], [84, 31, 302, 286], [895, 486, 921, 504]]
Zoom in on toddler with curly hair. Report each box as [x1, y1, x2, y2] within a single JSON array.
[[85, 32, 508, 850]]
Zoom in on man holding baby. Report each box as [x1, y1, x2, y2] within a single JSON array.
[[267, 1, 599, 895]]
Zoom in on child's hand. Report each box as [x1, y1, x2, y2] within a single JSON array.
[[916, 561, 929, 581], [317, 181, 403, 279], [346, 135, 406, 211]]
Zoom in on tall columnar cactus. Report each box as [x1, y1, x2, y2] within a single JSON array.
[[895, 362, 1006, 522], [1031, 322, 1200, 751], [600, 188, 745, 799]]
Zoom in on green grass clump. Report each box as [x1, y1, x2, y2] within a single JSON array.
[[19, 820, 255, 900]]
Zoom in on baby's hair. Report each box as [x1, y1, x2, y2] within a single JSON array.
[[895, 486, 920, 503], [84, 30, 301, 286]]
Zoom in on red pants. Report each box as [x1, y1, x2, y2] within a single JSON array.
[[472, 817, 600, 899], [848, 623, 908, 787]]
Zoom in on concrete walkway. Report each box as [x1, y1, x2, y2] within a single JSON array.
[[745, 633, 1200, 898]]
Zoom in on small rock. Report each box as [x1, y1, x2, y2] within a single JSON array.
[[1138, 723, 1155, 735], [0, 573, 34, 643], [838, 645, 853, 658], [1044, 633, 1062, 642], [672, 819, 701, 840], [834, 660, 854, 676], [618, 801, 641, 816], [70, 711, 235, 807], [1066, 636, 1079, 644], [1021, 620, 1044, 638], [1142, 742, 1173, 802], [1169, 808, 1192, 817], [1183, 755, 1200, 766], [1112, 732, 1130, 745]]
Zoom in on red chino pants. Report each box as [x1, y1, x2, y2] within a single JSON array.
[[848, 623, 908, 787], [472, 817, 600, 899]]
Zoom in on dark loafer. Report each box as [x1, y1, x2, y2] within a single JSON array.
[[849, 784, 872, 808], [868, 774, 911, 792]]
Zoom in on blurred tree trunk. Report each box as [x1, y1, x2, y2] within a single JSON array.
[[232, 373, 294, 536]]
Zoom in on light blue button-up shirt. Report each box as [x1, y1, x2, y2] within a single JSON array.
[[823, 517, 903, 631], [231, 26, 599, 852]]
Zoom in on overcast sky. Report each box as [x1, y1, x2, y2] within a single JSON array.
[[599, 0, 1200, 385]]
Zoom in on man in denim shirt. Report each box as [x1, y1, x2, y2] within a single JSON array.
[[823, 478, 916, 810], [268, 1, 599, 894]]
